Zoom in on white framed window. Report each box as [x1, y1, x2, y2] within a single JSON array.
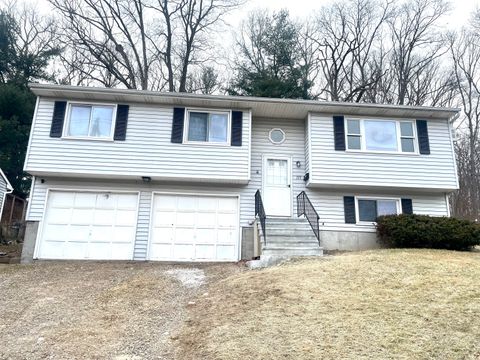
[[356, 197, 400, 223], [345, 118, 417, 153], [64, 103, 116, 140], [346, 119, 361, 150], [184, 109, 230, 145], [269, 128, 286, 144]]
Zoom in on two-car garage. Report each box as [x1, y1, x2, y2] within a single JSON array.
[[36, 190, 240, 262]]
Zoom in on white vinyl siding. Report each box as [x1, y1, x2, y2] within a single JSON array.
[[307, 190, 449, 232], [0, 177, 6, 219], [26, 117, 308, 230], [24, 98, 251, 183], [309, 113, 458, 191]]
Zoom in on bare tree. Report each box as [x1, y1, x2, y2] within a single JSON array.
[[186, 65, 220, 94], [385, 0, 450, 105], [50, 0, 240, 91], [449, 28, 480, 220], [311, 0, 392, 102]]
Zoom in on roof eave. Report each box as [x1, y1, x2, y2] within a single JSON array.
[[28, 83, 461, 120]]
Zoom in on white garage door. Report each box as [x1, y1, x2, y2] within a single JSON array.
[[149, 194, 239, 261], [38, 191, 138, 260]]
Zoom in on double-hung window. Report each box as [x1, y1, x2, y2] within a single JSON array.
[[66, 103, 116, 139], [185, 110, 230, 144], [357, 198, 400, 222], [345, 119, 416, 153]]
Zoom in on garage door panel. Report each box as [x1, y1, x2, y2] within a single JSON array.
[[218, 197, 237, 211], [195, 244, 215, 259], [96, 194, 116, 209], [74, 193, 97, 208], [216, 245, 236, 259], [64, 242, 88, 259], [90, 226, 112, 242], [40, 241, 64, 259], [71, 209, 94, 224], [218, 213, 237, 227], [49, 192, 75, 207], [175, 228, 195, 243], [177, 197, 196, 210], [196, 228, 217, 243], [155, 195, 176, 210], [69, 225, 90, 241], [46, 208, 71, 224], [177, 212, 196, 226], [117, 194, 138, 209], [151, 227, 173, 242], [88, 242, 111, 259], [93, 209, 115, 225], [217, 229, 236, 243], [154, 211, 175, 226], [43, 224, 69, 241], [149, 194, 239, 262], [173, 244, 195, 259], [113, 227, 136, 243], [149, 243, 172, 259], [110, 243, 132, 260], [198, 197, 217, 211], [116, 210, 137, 226], [38, 191, 138, 260], [197, 212, 216, 226]]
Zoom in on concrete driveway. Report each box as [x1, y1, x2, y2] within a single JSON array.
[[0, 261, 244, 360]]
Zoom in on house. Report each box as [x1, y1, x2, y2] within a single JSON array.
[[20, 84, 459, 262], [0, 169, 13, 222]]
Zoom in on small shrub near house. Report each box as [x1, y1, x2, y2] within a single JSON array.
[[376, 214, 480, 250]]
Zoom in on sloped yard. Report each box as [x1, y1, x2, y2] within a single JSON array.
[[0, 261, 244, 360], [176, 250, 480, 359]]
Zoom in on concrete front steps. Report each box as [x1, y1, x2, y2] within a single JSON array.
[[249, 217, 323, 268]]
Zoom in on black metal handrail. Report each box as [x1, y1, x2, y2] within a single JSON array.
[[255, 189, 267, 244], [297, 191, 320, 244]]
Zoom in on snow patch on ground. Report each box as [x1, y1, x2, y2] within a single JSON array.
[[165, 268, 206, 288]]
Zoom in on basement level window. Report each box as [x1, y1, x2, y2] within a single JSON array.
[[356, 198, 400, 222]]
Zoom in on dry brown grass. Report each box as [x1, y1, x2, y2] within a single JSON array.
[[176, 249, 480, 360]]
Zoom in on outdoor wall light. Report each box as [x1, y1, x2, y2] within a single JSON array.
[[142, 176, 152, 183], [296, 161, 301, 168]]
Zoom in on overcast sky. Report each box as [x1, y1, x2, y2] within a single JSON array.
[[23, 0, 480, 27], [226, 0, 479, 29]]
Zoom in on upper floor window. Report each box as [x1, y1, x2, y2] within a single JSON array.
[[185, 110, 230, 144], [346, 119, 416, 153], [66, 103, 116, 139]]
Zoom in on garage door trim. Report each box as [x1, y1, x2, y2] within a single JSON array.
[[147, 191, 241, 262], [34, 188, 141, 260]]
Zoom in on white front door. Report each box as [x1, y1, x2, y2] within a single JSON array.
[[263, 157, 291, 216]]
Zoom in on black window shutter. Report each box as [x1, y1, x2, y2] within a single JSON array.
[[171, 107, 185, 143], [50, 101, 67, 138], [401, 198, 413, 214], [114, 104, 129, 141], [416, 120, 430, 155], [344, 196, 356, 224], [231, 111, 243, 146], [333, 115, 346, 151]]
